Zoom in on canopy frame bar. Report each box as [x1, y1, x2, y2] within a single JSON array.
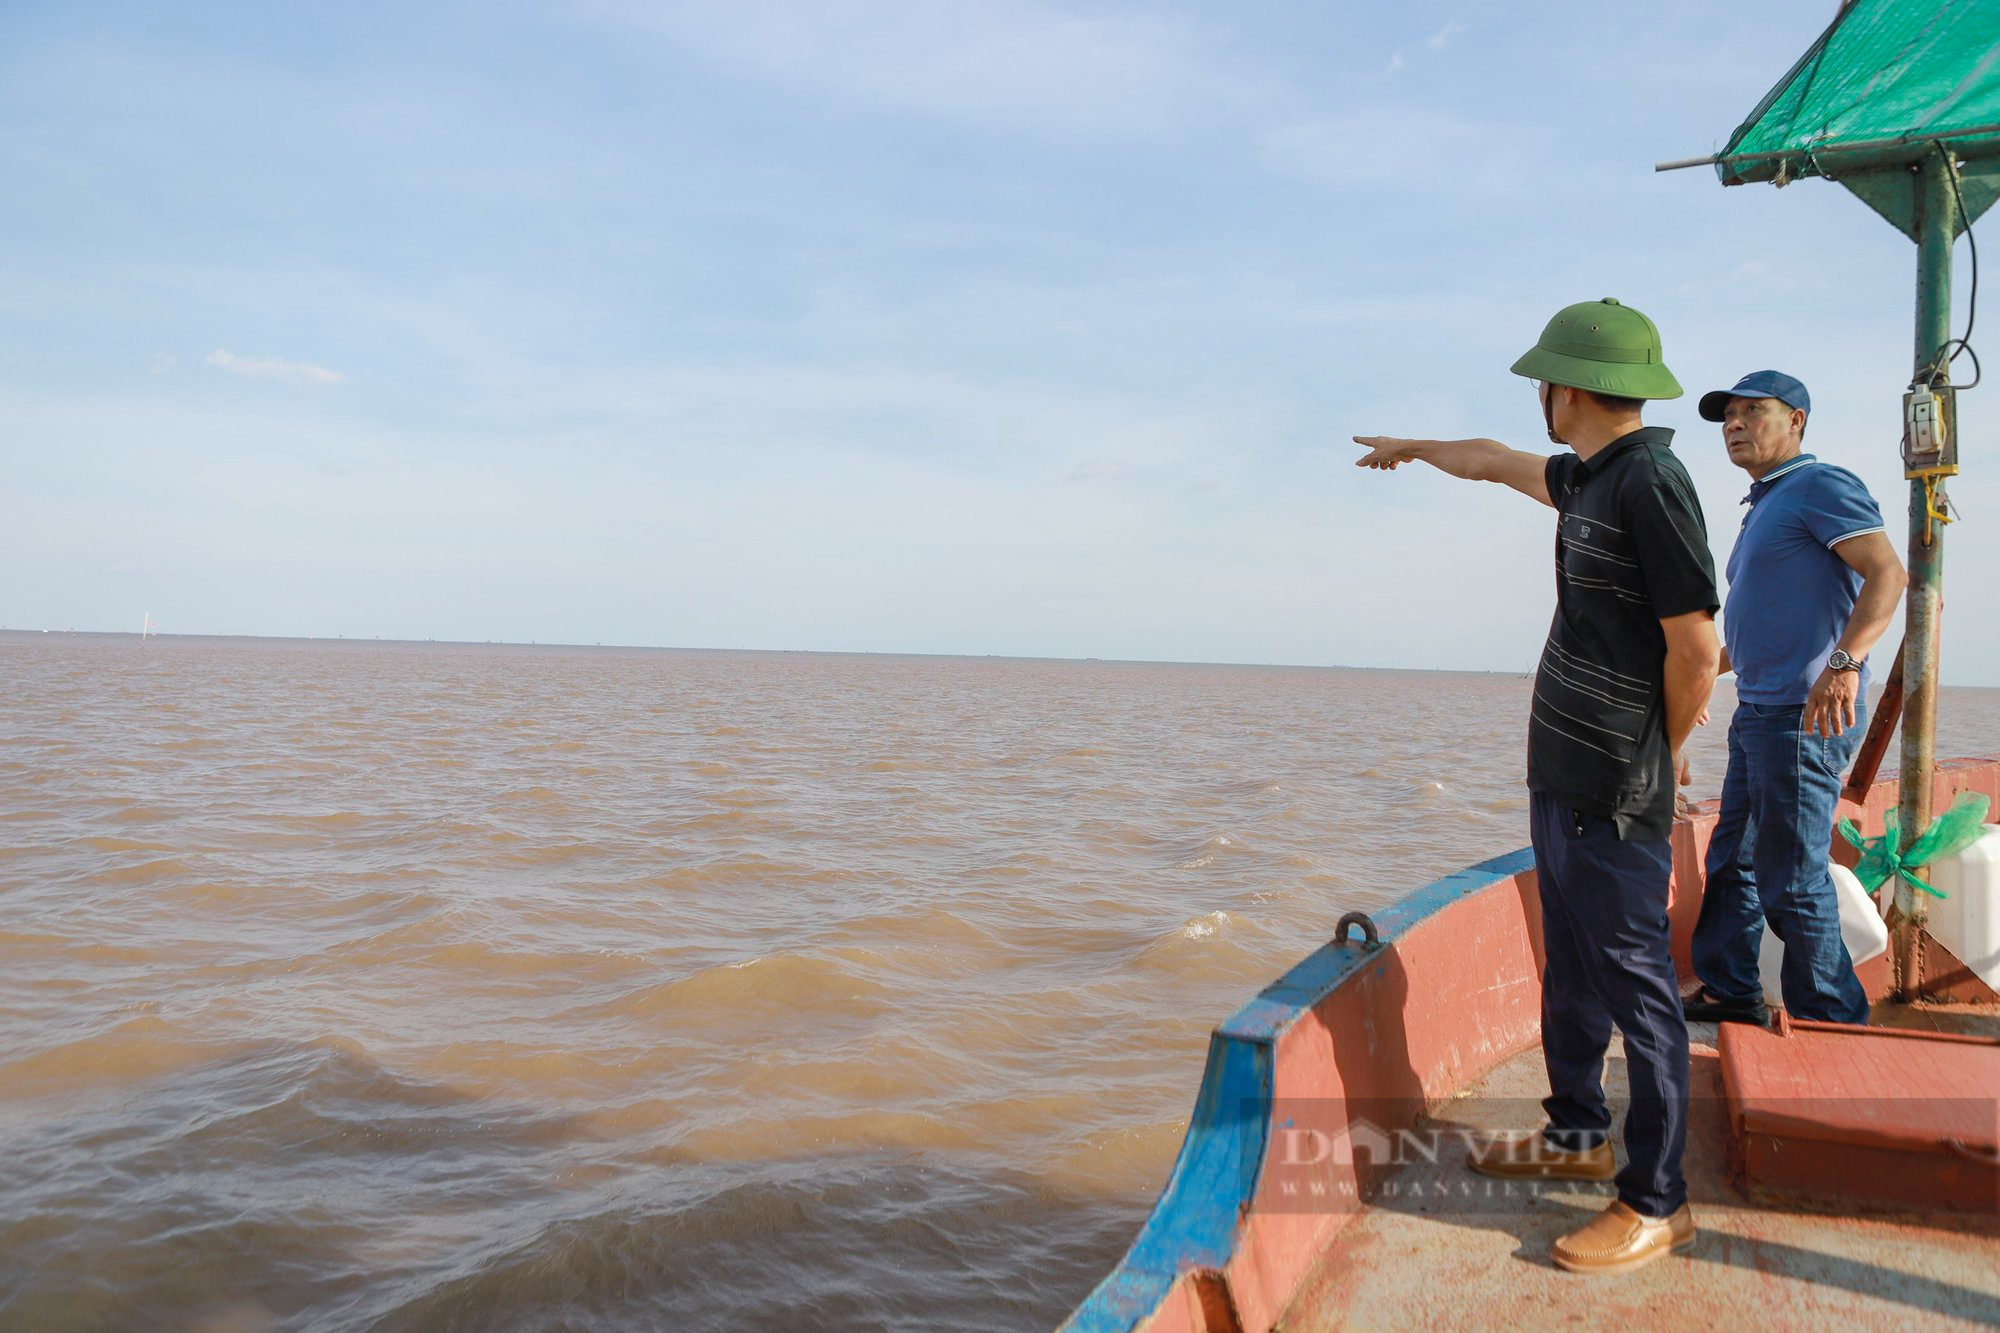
[[1656, 121, 2000, 174]]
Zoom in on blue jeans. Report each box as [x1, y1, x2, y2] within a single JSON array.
[[1530, 793, 1688, 1218], [1691, 700, 1870, 1024]]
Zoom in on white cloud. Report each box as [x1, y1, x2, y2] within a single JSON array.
[[1429, 20, 1466, 50], [469, 356, 1227, 483], [592, 0, 1273, 138], [1260, 105, 1536, 192], [205, 349, 348, 388], [149, 353, 177, 374], [1383, 49, 1405, 77], [1069, 459, 1137, 482]]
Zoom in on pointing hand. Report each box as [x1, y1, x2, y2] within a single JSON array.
[[1353, 436, 1420, 470]]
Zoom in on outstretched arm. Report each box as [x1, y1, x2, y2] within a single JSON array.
[[1353, 436, 1553, 507]]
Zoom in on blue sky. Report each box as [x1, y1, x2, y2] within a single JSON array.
[[5, 1, 1994, 682]]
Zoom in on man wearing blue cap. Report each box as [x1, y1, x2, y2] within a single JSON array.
[[1682, 370, 1904, 1027]]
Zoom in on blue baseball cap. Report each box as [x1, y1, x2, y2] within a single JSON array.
[[1698, 370, 1811, 422]]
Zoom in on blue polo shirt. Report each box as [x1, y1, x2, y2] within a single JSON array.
[[1723, 454, 1886, 705]]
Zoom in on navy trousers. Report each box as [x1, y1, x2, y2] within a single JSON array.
[[1691, 700, 1870, 1025], [1530, 792, 1689, 1218]]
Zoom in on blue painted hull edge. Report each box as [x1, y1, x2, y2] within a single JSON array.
[[1057, 845, 1536, 1333]]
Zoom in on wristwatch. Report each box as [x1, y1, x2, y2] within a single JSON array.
[[1827, 649, 1862, 673]]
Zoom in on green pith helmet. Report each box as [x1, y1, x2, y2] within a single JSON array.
[[1509, 298, 1683, 400]]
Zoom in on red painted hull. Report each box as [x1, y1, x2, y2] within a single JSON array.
[[1721, 1015, 2000, 1214]]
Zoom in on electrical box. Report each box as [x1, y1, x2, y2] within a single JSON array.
[[1903, 385, 1958, 476]]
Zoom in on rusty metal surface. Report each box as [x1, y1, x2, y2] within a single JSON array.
[[1278, 1026, 2000, 1330], [1842, 635, 1905, 804]]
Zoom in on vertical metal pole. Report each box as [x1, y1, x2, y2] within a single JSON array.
[[1894, 151, 1957, 1001]]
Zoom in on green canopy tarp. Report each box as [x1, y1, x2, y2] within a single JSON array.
[[1710, 0, 2000, 239]]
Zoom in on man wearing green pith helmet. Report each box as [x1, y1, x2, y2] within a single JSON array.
[[1355, 298, 1721, 1275]]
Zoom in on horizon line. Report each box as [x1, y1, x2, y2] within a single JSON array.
[[0, 626, 1536, 677]]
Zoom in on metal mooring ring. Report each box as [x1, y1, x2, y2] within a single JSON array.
[[1334, 911, 1380, 949], [1946, 1138, 2000, 1167]]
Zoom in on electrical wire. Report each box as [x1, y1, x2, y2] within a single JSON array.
[[1937, 145, 1981, 391]]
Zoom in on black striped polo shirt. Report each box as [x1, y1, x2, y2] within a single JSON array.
[[1530, 427, 1718, 840]]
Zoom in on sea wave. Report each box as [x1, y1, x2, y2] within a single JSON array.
[[1, 638, 1890, 1329], [592, 953, 894, 1026]]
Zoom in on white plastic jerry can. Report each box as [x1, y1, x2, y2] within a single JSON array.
[[1757, 861, 1891, 1006], [1925, 823, 2000, 993]]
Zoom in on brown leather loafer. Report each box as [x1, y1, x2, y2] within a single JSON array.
[[1466, 1132, 1616, 1181], [1552, 1201, 1696, 1274]]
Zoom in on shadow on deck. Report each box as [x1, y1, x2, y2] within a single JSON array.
[[1280, 1017, 2000, 1331]]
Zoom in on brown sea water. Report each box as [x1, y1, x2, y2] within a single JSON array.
[[5, 633, 1998, 1332]]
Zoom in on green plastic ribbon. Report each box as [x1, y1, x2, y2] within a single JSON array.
[[1837, 790, 1992, 900]]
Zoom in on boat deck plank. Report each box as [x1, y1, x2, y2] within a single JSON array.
[[1277, 1014, 2000, 1331]]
